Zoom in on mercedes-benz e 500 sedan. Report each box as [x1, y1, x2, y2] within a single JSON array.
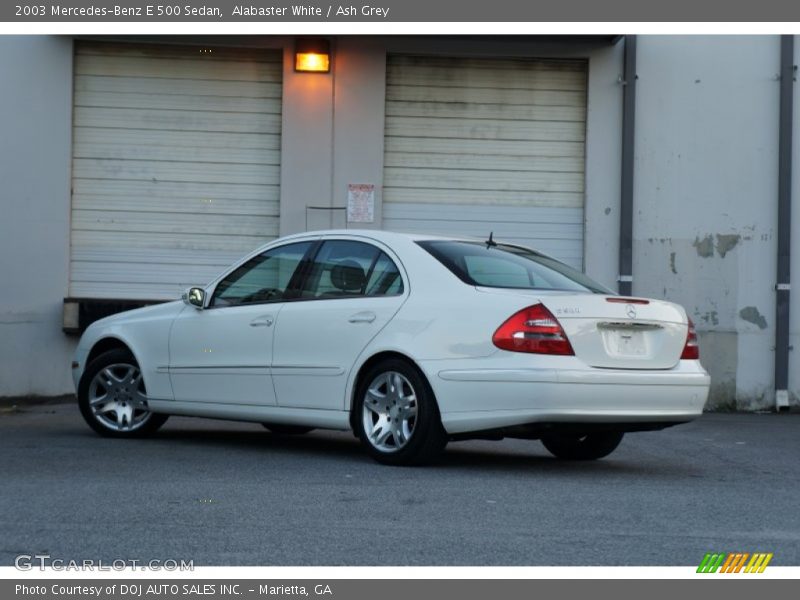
[[73, 230, 710, 465]]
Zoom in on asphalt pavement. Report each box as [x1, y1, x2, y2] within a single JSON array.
[[0, 401, 798, 566]]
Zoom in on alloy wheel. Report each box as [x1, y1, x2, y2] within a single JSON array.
[[361, 371, 418, 453], [87, 363, 153, 432]]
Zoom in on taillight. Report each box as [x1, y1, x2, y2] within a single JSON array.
[[680, 317, 699, 360], [492, 304, 574, 356]]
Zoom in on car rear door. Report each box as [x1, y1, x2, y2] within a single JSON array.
[[271, 239, 407, 410]]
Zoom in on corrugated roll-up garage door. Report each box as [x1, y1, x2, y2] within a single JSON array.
[[383, 55, 587, 269], [70, 42, 282, 300]]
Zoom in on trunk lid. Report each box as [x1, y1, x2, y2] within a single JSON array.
[[477, 288, 689, 369]]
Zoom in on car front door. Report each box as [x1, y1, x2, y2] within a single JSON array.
[[271, 239, 407, 411], [168, 241, 315, 405]]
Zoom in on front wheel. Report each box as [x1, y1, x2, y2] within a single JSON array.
[[355, 358, 447, 466], [541, 431, 624, 460], [78, 348, 169, 438]]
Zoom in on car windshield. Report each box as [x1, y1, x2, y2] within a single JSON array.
[[417, 240, 611, 294]]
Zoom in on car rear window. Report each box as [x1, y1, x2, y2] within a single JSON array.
[[417, 240, 611, 293]]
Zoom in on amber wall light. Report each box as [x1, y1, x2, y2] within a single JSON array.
[[295, 38, 331, 73]]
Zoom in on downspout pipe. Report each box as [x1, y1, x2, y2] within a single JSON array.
[[618, 35, 636, 296], [775, 35, 794, 411]]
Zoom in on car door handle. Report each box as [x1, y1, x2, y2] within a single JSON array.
[[250, 315, 274, 327], [348, 311, 376, 324]]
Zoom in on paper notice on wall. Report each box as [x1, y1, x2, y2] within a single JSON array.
[[347, 183, 375, 223]]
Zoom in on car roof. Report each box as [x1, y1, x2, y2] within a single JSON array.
[[275, 229, 552, 258], [277, 229, 490, 245]]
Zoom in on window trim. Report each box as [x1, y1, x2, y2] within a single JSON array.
[[296, 239, 405, 301], [206, 240, 319, 309], [202, 235, 408, 310]]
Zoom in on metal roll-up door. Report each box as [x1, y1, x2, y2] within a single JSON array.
[[70, 42, 282, 300], [383, 54, 587, 269]]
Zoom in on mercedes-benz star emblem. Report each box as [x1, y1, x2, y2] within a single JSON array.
[[626, 304, 637, 319]]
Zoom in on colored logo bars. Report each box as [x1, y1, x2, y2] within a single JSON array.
[[697, 552, 773, 573]]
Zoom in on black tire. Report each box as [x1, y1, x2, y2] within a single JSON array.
[[78, 348, 169, 438], [541, 431, 624, 460], [354, 358, 447, 466], [262, 423, 315, 435]]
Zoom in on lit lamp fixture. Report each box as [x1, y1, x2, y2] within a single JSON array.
[[295, 38, 331, 73]]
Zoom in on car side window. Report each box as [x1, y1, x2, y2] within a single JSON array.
[[210, 242, 313, 308], [365, 252, 404, 296], [302, 241, 403, 299]]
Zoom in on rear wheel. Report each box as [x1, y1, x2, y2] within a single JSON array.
[[78, 348, 169, 438], [262, 423, 314, 435], [355, 358, 447, 466], [541, 431, 624, 460]]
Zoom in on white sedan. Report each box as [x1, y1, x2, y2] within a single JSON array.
[[73, 230, 710, 465]]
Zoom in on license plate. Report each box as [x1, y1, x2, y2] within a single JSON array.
[[604, 330, 647, 356]]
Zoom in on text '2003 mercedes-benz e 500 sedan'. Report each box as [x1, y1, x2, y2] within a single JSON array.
[[73, 230, 710, 465]]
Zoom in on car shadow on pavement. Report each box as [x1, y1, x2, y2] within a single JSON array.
[[440, 442, 675, 477], [81, 423, 704, 479], [147, 427, 365, 457]]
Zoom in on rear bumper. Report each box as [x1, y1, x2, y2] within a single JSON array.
[[421, 359, 710, 435]]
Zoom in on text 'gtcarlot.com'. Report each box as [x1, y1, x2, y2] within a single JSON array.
[[14, 554, 193, 571]]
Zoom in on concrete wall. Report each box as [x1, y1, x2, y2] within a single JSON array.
[[289, 36, 625, 290], [0, 35, 796, 409], [331, 37, 389, 232], [279, 37, 335, 234], [583, 41, 625, 291], [790, 35, 800, 407], [633, 36, 787, 409], [0, 36, 75, 397], [282, 35, 625, 289]]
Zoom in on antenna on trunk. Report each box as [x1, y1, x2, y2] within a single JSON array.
[[486, 231, 497, 249]]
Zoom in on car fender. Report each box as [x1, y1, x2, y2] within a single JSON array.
[[75, 301, 185, 401], [74, 327, 144, 393]]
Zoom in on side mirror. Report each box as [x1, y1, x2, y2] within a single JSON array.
[[182, 287, 206, 309]]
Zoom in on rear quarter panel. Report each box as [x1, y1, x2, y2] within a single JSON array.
[[343, 279, 537, 411]]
